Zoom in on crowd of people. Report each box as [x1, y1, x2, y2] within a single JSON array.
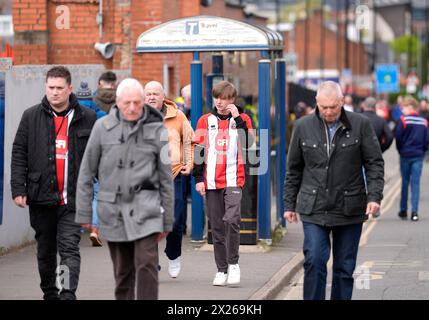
[[10, 66, 253, 300], [9, 65, 429, 301]]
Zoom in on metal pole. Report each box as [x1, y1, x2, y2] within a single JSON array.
[[345, 0, 349, 71], [336, 0, 340, 72], [190, 51, 204, 242], [320, 0, 325, 81], [275, 58, 286, 227], [304, 0, 310, 85], [258, 57, 272, 243]]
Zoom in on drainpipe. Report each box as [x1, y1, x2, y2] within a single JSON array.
[[96, 0, 103, 38]]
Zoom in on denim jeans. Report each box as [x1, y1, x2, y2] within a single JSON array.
[[400, 156, 424, 213], [302, 222, 363, 300], [165, 174, 187, 260], [92, 180, 100, 228]]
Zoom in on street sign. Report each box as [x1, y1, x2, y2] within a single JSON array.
[[136, 16, 283, 52], [375, 64, 399, 93], [0, 58, 12, 72]]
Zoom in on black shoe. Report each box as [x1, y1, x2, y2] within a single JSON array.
[[398, 211, 407, 220], [411, 212, 419, 221]]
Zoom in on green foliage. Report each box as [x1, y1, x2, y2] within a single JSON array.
[[389, 35, 422, 68]]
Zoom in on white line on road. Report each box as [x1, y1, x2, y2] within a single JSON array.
[[281, 177, 402, 300]]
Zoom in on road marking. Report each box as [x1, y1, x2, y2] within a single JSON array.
[[282, 176, 402, 300], [359, 178, 401, 246], [418, 271, 429, 281]]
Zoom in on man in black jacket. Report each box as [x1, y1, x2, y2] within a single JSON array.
[[361, 97, 393, 153], [11, 66, 96, 300], [283, 81, 384, 300]]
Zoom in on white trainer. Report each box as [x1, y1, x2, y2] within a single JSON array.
[[168, 257, 181, 278], [226, 264, 240, 285], [212, 272, 228, 286]]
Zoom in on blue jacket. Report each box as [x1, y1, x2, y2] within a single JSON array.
[[78, 99, 106, 119], [395, 112, 429, 158]]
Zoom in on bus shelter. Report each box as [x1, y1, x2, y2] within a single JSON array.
[[136, 16, 287, 243]]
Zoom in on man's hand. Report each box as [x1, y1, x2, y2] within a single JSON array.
[[157, 232, 169, 242], [180, 164, 191, 176], [14, 196, 27, 208], [284, 211, 298, 223], [226, 104, 240, 118], [196, 182, 206, 196], [366, 202, 380, 217]]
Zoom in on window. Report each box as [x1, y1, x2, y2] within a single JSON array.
[[0, 15, 13, 37]]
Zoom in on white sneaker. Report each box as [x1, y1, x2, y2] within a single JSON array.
[[212, 272, 228, 286], [168, 257, 181, 278], [226, 264, 240, 285]]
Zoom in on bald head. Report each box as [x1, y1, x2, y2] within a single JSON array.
[[144, 81, 165, 110], [181, 84, 191, 107]]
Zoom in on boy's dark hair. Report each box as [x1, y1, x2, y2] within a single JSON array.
[[46, 66, 72, 85], [212, 81, 237, 100], [98, 71, 117, 85]]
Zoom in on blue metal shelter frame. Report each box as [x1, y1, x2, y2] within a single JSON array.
[[136, 16, 287, 242]]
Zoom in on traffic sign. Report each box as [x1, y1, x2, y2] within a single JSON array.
[[375, 64, 399, 93]]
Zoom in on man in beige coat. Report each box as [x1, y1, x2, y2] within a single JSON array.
[[76, 78, 174, 300], [144, 81, 194, 279]]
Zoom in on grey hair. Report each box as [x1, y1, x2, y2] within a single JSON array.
[[363, 97, 377, 110], [116, 78, 144, 99], [316, 81, 344, 100]]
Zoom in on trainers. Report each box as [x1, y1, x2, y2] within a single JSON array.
[[212, 272, 228, 286], [226, 264, 240, 286], [398, 211, 407, 220], [411, 212, 419, 221], [168, 257, 181, 278], [89, 232, 102, 247]]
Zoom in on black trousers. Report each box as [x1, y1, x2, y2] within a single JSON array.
[[108, 233, 159, 300], [29, 205, 81, 300]]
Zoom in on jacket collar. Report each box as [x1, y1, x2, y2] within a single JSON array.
[[41, 93, 84, 121], [315, 106, 352, 130], [162, 98, 179, 119]]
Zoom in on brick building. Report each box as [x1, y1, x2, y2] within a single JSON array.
[[282, 9, 369, 76], [12, 0, 200, 97], [12, 0, 271, 98]]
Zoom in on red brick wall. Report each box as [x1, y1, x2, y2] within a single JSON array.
[[13, 0, 48, 64]]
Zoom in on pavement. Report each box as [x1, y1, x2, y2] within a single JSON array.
[[0, 200, 305, 300], [0, 147, 408, 300]]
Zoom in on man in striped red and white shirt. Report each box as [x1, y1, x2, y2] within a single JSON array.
[[193, 81, 254, 287]]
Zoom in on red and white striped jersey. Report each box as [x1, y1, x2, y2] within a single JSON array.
[[53, 109, 74, 205], [195, 112, 253, 190]]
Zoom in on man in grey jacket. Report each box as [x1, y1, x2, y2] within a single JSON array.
[[284, 81, 384, 300], [76, 78, 174, 300]]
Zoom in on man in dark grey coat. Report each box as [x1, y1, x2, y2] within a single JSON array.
[[76, 78, 174, 300], [283, 81, 384, 300]]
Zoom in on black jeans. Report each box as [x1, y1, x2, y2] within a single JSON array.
[[165, 174, 187, 260], [29, 205, 81, 300]]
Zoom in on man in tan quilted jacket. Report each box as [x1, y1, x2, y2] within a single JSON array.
[[144, 81, 194, 279]]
